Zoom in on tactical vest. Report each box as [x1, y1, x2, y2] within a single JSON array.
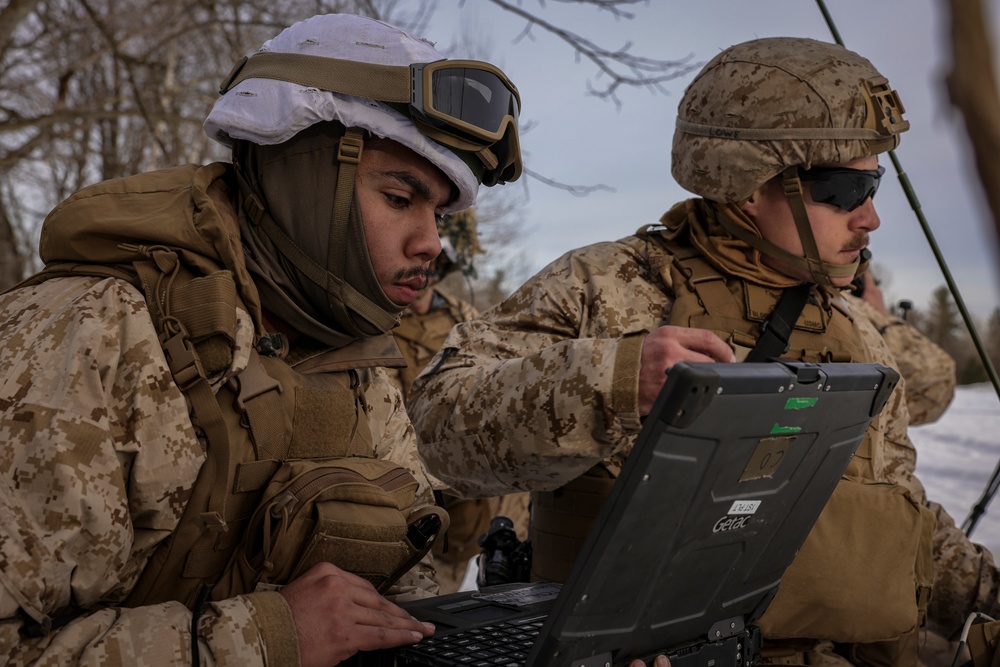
[[393, 293, 467, 403], [529, 230, 935, 648], [16, 165, 445, 609]]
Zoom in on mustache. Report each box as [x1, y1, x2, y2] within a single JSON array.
[[393, 265, 432, 286], [841, 233, 869, 252]]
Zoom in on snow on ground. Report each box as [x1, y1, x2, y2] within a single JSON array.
[[912, 383, 1000, 557]]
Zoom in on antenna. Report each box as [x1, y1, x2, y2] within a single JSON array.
[[816, 0, 1000, 536]]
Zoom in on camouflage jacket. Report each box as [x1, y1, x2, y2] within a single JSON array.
[[0, 166, 438, 666], [409, 228, 1000, 637], [844, 294, 956, 425]]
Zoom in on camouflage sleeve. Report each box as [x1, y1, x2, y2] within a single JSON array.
[[453, 295, 478, 322], [409, 242, 657, 498], [846, 295, 956, 425], [878, 406, 1000, 638], [369, 368, 441, 599], [923, 502, 1000, 636], [878, 319, 956, 425], [0, 278, 289, 666]]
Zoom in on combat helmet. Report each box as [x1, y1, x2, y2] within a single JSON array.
[[202, 14, 522, 347], [671, 37, 908, 287]]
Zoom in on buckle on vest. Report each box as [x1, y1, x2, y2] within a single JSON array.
[[243, 194, 266, 226], [758, 319, 792, 355], [199, 511, 229, 533], [231, 355, 282, 413], [159, 328, 206, 390]]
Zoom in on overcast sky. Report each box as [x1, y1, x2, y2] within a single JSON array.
[[421, 0, 1000, 318]]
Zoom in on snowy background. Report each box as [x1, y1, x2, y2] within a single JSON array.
[[914, 383, 1000, 557]]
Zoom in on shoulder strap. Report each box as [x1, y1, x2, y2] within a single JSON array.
[[16, 253, 288, 607], [745, 283, 812, 362]]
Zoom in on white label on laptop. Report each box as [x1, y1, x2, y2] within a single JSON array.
[[728, 500, 761, 515]]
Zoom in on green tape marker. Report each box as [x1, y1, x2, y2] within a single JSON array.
[[770, 423, 802, 434], [784, 397, 818, 410]]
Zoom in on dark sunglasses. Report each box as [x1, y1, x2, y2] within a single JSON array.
[[797, 165, 886, 212]]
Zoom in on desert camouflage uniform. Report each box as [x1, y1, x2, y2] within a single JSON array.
[[389, 288, 531, 594], [390, 288, 478, 406], [846, 295, 957, 426], [0, 166, 438, 666], [409, 224, 1000, 655]]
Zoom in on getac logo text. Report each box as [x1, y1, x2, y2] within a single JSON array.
[[712, 515, 751, 533]]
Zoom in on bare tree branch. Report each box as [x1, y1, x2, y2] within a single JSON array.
[[479, 0, 700, 108], [521, 167, 615, 196], [0, 0, 43, 50]]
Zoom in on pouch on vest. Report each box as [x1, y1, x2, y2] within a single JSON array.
[[756, 479, 936, 643], [215, 457, 449, 597], [967, 616, 1000, 667]]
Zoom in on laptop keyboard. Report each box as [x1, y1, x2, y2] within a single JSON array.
[[395, 615, 547, 666]]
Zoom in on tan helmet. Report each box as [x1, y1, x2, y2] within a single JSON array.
[[672, 36, 908, 204], [671, 37, 908, 287]]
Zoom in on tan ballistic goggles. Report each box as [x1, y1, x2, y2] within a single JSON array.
[[220, 53, 523, 185]]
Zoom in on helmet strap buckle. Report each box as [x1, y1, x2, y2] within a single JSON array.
[[337, 133, 364, 166], [219, 56, 249, 95], [781, 167, 835, 289]]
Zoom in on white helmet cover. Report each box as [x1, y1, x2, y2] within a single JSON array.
[[204, 14, 479, 213]]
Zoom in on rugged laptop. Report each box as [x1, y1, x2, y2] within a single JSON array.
[[361, 360, 899, 667]]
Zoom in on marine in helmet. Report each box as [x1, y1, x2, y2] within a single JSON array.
[[0, 13, 521, 667], [409, 36, 1000, 665], [847, 268, 957, 426]]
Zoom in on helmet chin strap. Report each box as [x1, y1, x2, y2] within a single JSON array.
[[779, 166, 863, 288], [719, 168, 862, 288]]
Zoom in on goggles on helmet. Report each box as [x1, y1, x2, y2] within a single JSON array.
[[798, 165, 885, 212], [409, 60, 520, 185], [219, 52, 522, 186]]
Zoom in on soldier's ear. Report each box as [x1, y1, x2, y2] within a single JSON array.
[[739, 190, 761, 221]]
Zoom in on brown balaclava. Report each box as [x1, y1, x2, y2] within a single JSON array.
[[233, 122, 403, 348]]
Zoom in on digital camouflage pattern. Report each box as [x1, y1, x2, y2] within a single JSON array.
[[408, 223, 1000, 649], [672, 37, 904, 204], [845, 294, 956, 426], [0, 167, 439, 666], [388, 288, 530, 594]]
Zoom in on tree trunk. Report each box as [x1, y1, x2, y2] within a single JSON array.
[[0, 198, 26, 291], [945, 0, 1000, 268]]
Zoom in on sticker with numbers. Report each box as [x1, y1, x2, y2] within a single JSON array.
[[728, 500, 761, 515]]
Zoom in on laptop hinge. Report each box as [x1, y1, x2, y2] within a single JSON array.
[[708, 615, 746, 640]]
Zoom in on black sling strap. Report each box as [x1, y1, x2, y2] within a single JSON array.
[[745, 283, 812, 362]]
